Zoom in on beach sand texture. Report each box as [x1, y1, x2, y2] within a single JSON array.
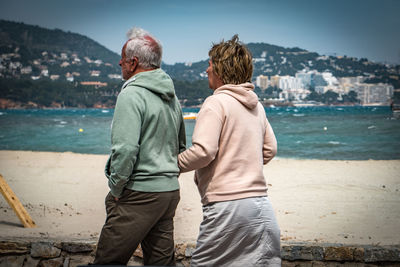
[[0, 150, 399, 245]]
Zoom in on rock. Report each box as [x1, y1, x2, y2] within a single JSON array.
[[38, 257, 63, 267], [324, 246, 355, 261], [281, 260, 312, 267], [31, 243, 61, 259], [281, 245, 323, 261], [67, 255, 94, 267], [364, 246, 400, 262], [62, 257, 69, 267], [24, 256, 41, 267], [26, 102, 39, 109], [61, 243, 94, 254], [0, 255, 26, 267], [309, 261, 326, 267], [0, 98, 21, 109], [353, 247, 364, 262], [0, 241, 30, 255]]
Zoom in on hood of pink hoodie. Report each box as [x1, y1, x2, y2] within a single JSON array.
[[213, 82, 258, 109]]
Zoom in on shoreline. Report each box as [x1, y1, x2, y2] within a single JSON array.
[[0, 150, 399, 246], [0, 149, 399, 161], [0, 104, 392, 110]]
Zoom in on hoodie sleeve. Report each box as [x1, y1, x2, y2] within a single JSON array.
[[178, 97, 223, 172], [176, 101, 186, 153], [178, 117, 186, 153], [263, 117, 277, 164], [105, 88, 142, 198]]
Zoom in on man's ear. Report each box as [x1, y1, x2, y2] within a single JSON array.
[[130, 57, 138, 72]]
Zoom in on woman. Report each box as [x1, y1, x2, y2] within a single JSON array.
[[178, 35, 281, 266]]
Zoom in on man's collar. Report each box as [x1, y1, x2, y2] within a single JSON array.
[[122, 76, 136, 89]]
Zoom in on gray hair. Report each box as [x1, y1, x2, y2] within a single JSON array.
[[125, 27, 162, 69]]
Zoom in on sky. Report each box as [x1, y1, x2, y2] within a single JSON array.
[[0, 0, 399, 65]]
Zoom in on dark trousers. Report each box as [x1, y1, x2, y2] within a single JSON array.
[[93, 189, 180, 266]]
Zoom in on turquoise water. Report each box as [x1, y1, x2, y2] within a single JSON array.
[[0, 106, 399, 160]]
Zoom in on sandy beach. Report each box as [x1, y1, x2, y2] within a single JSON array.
[[0, 150, 399, 246]]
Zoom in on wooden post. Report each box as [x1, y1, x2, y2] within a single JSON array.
[[0, 174, 36, 228]]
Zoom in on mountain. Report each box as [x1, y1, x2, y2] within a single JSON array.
[[0, 19, 399, 108], [0, 19, 120, 67], [167, 42, 399, 84], [0, 20, 214, 108], [0, 19, 121, 81]]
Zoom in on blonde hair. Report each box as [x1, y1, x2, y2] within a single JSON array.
[[208, 34, 253, 85]]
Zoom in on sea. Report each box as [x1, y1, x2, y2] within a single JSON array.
[[0, 106, 399, 160]]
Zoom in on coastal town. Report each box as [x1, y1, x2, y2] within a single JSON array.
[[254, 70, 394, 106], [1, 47, 398, 108], [0, 19, 399, 109], [0, 47, 122, 88]]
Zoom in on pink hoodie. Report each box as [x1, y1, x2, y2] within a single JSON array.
[[178, 82, 277, 205]]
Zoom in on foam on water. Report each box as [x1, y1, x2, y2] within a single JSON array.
[[0, 106, 399, 160], [328, 141, 341, 145]]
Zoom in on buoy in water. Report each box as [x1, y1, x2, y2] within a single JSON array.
[[79, 128, 84, 132], [323, 127, 327, 131]]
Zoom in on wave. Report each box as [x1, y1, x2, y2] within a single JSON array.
[[328, 141, 341, 145]]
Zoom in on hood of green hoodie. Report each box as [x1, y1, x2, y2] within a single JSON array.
[[122, 68, 175, 101]]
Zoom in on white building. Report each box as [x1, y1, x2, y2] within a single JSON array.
[[108, 74, 122, 79], [338, 76, 365, 85], [256, 75, 269, 89], [21, 66, 32, 74], [90, 70, 101, 77], [318, 73, 345, 95], [279, 88, 310, 101], [253, 58, 266, 63], [50, 75, 60, 80], [269, 75, 280, 87], [352, 83, 394, 105], [41, 69, 49, 77], [322, 72, 340, 86], [295, 71, 313, 89], [279, 76, 303, 91]]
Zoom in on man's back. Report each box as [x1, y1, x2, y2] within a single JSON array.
[[108, 68, 185, 193]]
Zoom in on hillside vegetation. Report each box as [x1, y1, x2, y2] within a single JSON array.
[[0, 20, 398, 108]]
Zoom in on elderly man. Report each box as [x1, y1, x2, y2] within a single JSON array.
[[93, 27, 186, 266]]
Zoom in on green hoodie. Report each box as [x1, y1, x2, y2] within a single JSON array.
[[105, 68, 186, 197]]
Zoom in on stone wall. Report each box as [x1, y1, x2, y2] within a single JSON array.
[[0, 240, 399, 267]]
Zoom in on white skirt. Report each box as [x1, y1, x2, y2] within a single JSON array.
[[191, 196, 281, 267]]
